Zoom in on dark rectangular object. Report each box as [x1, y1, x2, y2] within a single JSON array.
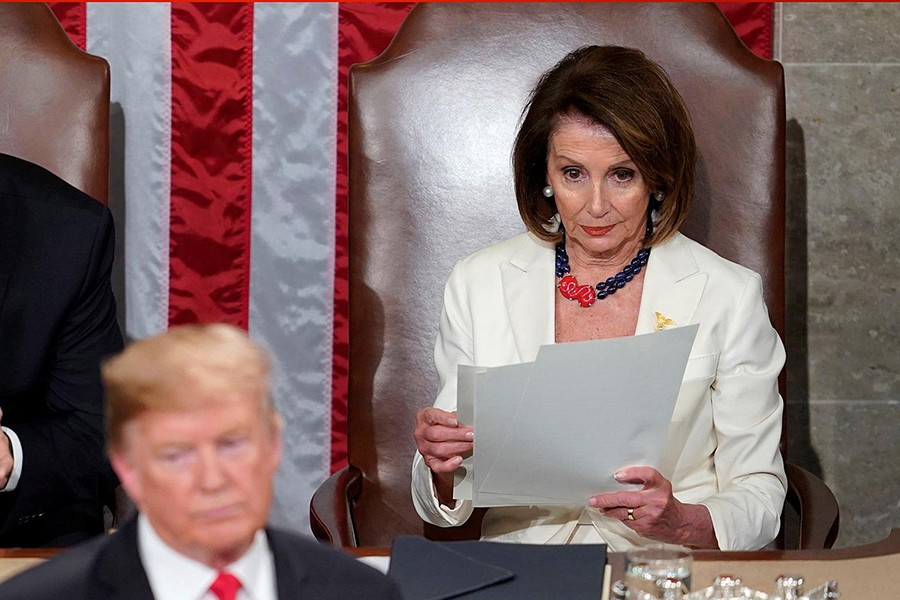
[[389, 536, 607, 600]]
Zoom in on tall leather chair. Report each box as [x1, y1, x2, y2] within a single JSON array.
[[311, 3, 839, 550], [0, 3, 110, 204]]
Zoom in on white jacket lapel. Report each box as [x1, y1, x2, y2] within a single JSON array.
[[500, 235, 556, 362], [636, 233, 708, 336], [497, 232, 705, 359]]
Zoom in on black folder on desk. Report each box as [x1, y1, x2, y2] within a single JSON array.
[[388, 536, 607, 600]]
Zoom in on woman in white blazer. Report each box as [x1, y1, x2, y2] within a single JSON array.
[[412, 46, 786, 551]]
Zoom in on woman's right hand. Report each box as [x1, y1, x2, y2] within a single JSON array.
[[414, 407, 473, 473], [414, 407, 473, 506]]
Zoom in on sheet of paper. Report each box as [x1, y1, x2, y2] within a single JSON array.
[[469, 362, 573, 506], [455, 362, 532, 501], [453, 365, 478, 500], [456, 325, 698, 506]]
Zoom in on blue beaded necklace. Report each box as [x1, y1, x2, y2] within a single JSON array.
[[555, 237, 650, 307]]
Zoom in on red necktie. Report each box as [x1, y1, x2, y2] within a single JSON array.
[[209, 571, 242, 600]]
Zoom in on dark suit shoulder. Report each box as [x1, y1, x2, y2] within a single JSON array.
[[0, 153, 111, 276], [0, 534, 106, 599], [267, 528, 401, 599], [0, 152, 106, 221]]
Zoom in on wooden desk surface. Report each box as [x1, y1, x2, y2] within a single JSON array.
[[346, 529, 900, 597], [343, 528, 900, 563], [606, 528, 900, 580], [3, 529, 898, 593], [0, 549, 55, 583]]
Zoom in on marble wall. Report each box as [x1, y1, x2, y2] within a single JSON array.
[[776, 2, 900, 547]]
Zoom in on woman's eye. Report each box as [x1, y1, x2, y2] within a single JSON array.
[[562, 168, 582, 181], [610, 169, 634, 183]]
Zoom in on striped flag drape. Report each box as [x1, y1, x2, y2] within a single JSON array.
[[47, 2, 773, 534]]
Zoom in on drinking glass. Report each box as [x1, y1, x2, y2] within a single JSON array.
[[625, 546, 692, 599]]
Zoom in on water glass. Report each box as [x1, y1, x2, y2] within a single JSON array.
[[625, 546, 692, 599]]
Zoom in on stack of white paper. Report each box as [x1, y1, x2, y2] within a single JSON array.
[[454, 325, 698, 506]]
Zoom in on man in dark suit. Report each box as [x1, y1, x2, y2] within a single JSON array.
[[0, 153, 123, 547], [0, 324, 401, 599]]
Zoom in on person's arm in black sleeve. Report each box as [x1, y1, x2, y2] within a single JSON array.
[[1, 205, 123, 546]]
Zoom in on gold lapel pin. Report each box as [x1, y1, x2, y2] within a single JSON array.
[[655, 311, 676, 331]]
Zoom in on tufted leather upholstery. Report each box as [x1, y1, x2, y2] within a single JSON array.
[[0, 3, 110, 203]]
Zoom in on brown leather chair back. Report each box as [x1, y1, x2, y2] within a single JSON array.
[[0, 3, 110, 203], [346, 3, 784, 547]]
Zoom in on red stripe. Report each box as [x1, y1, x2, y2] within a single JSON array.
[[168, 3, 254, 329], [48, 2, 86, 51], [718, 2, 774, 60], [332, 2, 414, 473]]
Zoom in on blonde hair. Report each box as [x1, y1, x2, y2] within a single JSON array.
[[102, 324, 274, 449]]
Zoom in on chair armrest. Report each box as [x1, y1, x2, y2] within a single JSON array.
[[785, 461, 840, 549], [309, 466, 363, 547]]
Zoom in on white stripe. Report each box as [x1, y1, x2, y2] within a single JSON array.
[[249, 2, 340, 534], [87, 2, 171, 341]]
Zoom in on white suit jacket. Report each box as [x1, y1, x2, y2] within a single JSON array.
[[411, 231, 787, 551]]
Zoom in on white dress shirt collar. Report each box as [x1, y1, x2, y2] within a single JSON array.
[[137, 514, 277, 600]]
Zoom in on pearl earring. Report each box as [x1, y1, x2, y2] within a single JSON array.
[[653, 191, 664, 203], [543, 185, 554, 198]]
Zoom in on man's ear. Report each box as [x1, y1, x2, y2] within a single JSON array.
[[110, 448, 142, 509]]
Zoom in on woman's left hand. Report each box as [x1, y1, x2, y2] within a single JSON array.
[[588, 466, 719, 549]]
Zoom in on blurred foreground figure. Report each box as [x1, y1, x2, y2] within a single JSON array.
[[0, 324, 400, 599]]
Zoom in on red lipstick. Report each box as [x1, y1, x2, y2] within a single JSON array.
[[580, 224, 614, 236]]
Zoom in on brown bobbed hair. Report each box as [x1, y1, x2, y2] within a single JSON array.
[[102, 323, 277, 450], [513, 45, 696, 246]]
